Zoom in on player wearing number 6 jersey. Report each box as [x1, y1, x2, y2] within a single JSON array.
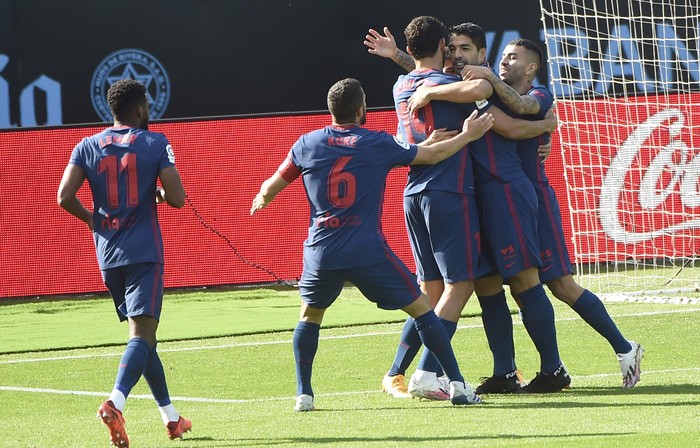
[[57, 79, 190, 447], [251, 77, 494, 411]]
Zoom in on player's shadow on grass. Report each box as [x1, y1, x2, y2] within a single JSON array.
[[199, 432, 634, 447], [466, 383, 700, 410], [561, 383, 700, 396]]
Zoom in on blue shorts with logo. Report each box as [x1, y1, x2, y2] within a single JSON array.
[[477, 176, 541, 280], [101, 262, 164, 321], [298, 253, 421, 310], [535, 184, 574, 283], [403, 190, 484, 283]]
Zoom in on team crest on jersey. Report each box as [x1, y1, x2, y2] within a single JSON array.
[[91, 49, 171, 122]]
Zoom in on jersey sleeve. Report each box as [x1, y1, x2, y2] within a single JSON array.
[[528, 87, 554, 119], [157, 134, 176, 171], [68, 138, 87, 168], [277, 146, 302, 183], [380, 132, 418, 167]]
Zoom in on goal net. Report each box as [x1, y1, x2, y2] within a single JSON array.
[[539, 0, 700, 301]]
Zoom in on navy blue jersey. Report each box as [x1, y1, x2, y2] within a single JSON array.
[[514, 86, 555, 187], [278, 125, 418, 270], [470, 94, 529, 186], [393, 69, 486, 196], [69, 126, 175, 269]]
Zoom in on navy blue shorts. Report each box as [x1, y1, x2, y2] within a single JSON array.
[[477, 177, 541, 280], [403, 190, 484, 283], [298, 254, 421, 311], [535, 184, 573, 283], [101, 262, 164, 321]]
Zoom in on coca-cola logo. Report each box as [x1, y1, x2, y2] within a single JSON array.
[[599, 109, 700, 243]]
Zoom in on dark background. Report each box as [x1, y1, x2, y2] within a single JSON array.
[[1, 0, 696, 126], [0, 0, 547, 125]]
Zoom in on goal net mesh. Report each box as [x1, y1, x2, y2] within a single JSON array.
[[539, 0, 700, 301]]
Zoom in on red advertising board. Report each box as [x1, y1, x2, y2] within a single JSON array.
[[557, 94, 700, 262], [3, 97, 696, 299], [0, 111, 416, 298]]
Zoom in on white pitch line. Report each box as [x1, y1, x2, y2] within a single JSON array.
[[1, 307, 698, 365], [0, 386, 375, 404], [2, 367, 699, 404]]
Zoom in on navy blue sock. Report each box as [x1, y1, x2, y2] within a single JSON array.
[[478, 291, 516, 376], [387, 317, 422, 377], [114, 337, 150, 397], [518, 284, 561, 374], [416, 318, 457, 376], [293, 321, 320, 397], [413, 311, 464, 383], [572, 289, 631, 354], [143, 345, 171, 407]]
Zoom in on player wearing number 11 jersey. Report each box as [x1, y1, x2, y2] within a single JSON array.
[[57, 79, 190, 447]]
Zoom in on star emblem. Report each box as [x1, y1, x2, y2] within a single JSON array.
[[107, 63, 155, 104]]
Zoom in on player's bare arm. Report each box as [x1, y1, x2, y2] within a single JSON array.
[[57, 163, 94, 231], [407, 79, 493, 112], [412, 111, 494, 165], [158, 166, 186, 209], [488, 105, 557, 140], [462, 66, 541, 115], [364, 27, 416, 72], [250, 172, 291, 215]]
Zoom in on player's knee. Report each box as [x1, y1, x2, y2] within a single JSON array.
[[547, 276, 583, 305]]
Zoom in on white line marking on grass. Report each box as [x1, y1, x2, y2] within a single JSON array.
[[1, 308, 698, 365], [2, 367, 699, 404], [0, 386, 374, 403]]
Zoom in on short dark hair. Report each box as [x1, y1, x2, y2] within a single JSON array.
[[327, 78, 364, 123], [448, 22, 487, 50], [107, 79, 147, 117], [507, 38, 544, 68], [404, 16, 446, 60]]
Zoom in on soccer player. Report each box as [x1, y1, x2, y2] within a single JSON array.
[[251, 77, 495, 411], [400, 29, 644, 391], [456, 38, 644, 390], [367, 22, 568, 395], [57, 79, 191, 447], [369, 17, 558, 400]]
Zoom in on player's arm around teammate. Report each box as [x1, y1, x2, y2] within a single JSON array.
[[406, 82, 557, 140], [251, 110, 493, 214]]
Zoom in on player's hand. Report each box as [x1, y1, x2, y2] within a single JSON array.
[[250, 192, 270, 215], [543, 105, 559, 133], [462, 110, 494, 141], [538, 141, 552, 162], [156, 188, 166, 204], [460, 65, 494, 81], [423, 128, 458, 145], [408, 85, 432, 112], [364, 27, 398, 59]]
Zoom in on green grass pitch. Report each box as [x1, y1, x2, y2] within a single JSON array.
[[0, 287, 698, 447]]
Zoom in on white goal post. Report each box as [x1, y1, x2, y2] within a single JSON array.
[[539, 0, 700, 300]]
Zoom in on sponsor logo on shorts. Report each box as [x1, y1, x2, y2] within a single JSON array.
[[500, 245, 515, 256]]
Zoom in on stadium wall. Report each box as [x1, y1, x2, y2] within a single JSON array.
[[0, 0, 549, 127], [1, 1, 697, 298], [0, 110, 572, 299]]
